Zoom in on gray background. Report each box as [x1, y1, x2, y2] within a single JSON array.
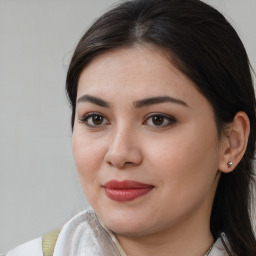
[[0, 0, 255, 253]]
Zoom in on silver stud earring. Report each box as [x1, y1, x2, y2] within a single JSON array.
[[227, 161, 233, 168]]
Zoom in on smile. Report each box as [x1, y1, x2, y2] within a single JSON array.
[[103, 180, 154, 202]]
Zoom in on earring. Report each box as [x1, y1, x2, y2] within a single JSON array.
[[227, 161, 233, 168]]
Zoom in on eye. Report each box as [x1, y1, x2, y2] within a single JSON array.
[[79, 112, 109, 127], [143, 114, 176, 127]]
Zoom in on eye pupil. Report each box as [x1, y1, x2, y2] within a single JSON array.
[[93, 115, 103, 125], [152, 116, 164, 126]]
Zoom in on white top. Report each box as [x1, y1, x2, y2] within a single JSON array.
[[3, 209, 232, 256]]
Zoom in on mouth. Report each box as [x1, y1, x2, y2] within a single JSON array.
[[103, 180, 154, 202]]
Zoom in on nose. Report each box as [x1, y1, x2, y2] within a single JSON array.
[[104, 127, 143, 169]]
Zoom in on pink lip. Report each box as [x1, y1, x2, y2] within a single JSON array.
[[103, 180, 154, 202]]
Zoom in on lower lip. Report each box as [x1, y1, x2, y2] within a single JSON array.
[[104, 187, 153, 202]]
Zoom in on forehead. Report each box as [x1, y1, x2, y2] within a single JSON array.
[[76, 46, 211, 112]]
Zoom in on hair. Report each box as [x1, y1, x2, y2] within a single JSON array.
[[66, 0, 256, 255]]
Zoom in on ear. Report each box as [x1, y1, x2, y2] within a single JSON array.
[[218, 111, 250, 173]]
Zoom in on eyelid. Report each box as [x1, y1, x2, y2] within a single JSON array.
[[143, 112, 177, 127], [79, 112, 110, 127]]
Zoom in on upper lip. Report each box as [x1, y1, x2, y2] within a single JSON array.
[[103, 180, 154, 189]]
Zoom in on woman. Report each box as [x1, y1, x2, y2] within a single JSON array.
[[4, 0, 256, 255]]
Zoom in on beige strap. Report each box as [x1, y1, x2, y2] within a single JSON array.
[[42, 228, 61, 256]]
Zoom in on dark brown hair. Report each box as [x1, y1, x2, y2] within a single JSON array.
[[66, 0, 256, 255]]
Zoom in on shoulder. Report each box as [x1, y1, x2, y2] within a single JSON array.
[[4, 237, 43, 256], [2, 209, 93, 256]]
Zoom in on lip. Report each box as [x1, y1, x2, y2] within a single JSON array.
[[103, 180, 154, 202]]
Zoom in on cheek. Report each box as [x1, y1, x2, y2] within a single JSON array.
[[144, 128, 220, 222], [72, 130, 106, 189], [146, 122, 220, 191]]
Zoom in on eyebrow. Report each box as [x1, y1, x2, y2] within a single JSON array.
[[134, 96, 189, 108], [77, 95, 110, 108], [77, 95, 188, 108]]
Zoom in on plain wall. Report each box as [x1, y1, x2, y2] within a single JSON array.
[[0, 0, 255, 252]]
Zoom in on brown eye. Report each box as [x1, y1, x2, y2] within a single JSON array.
[[152, 116, 164, 126], [79, 113, 109, 127], [92, 115, 104, 125], [143, 114, 176, 128]]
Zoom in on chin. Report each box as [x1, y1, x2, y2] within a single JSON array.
[[107, 221, 151, 237], [97, 210, 158, 237]]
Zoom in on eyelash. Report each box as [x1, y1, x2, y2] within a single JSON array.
[[143, 113, 177, 128], [79, 112, 177, 128], [79, 112, 110, 128]]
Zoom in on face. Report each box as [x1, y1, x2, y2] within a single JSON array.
[[73, 46, 223, 238]]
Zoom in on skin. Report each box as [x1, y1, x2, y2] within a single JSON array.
[[72, 45, 249, 256]]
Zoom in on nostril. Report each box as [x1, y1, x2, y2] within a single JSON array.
[[104, 138, 143, 168]]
